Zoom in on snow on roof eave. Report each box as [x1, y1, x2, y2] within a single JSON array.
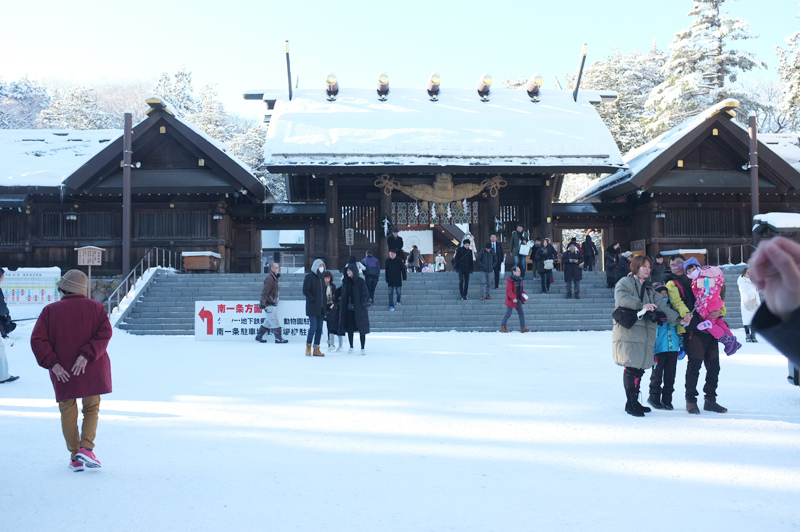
[[572, 99, 741, 203], [263, 88, 624, 166]]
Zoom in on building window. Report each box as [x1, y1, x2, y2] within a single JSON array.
[[0, 213, 21, 245], [40, 211, 116, 239], [340, 204, 377, 243], [135, 211, 209, 239]]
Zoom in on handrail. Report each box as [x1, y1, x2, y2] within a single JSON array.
[[706, 243, 757, 267], [105, 247, 179, 315]]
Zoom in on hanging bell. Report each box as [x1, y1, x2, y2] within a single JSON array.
[[453, 200, 462, 211], [437, 203, 445, 215], [421, 201, 429, 211]]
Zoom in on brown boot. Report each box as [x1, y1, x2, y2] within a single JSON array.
[[686, 401, 700, 414], [500, 325, 509, 333], [520, 328, 531, 333], [313, 345, 325, 357], [305, 343, 312, 356]]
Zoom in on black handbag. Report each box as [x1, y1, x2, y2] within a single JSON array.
[[612, 280, 646, 329]]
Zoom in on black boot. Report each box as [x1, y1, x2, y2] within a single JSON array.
[[566, 289, 572, 299], [623, 369, 645, 417], [255, 326, 268, 343], [647, 394, 666, 410], [575, 291, 580, 300], [749, 333, 758, 343], [273, 328, 288, 344], [661, 393, 674, 410]]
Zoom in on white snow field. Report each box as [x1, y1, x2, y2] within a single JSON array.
[[1, 304, 798, 532]]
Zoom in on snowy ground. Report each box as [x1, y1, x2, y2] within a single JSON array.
[[2, 303, 799, 532]]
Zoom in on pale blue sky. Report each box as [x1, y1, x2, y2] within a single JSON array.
[[2, 0, 797, 117]]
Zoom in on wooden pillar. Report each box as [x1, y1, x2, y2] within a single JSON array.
[[250, 221, 260, 273], [379, 190, 392, 264], [540, 179, 553, 241], [477, 196, 489, 250], [326, 177, 339, 268]]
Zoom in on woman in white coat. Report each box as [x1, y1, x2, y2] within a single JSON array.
[[737, 267, 760, 342]]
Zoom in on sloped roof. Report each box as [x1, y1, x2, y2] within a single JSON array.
[[0, 129, 120, 190], [761, 133, 800, 173], [574, 100, 800, 202], [264, 87, 625, 174], [62, 99, 271, 202]]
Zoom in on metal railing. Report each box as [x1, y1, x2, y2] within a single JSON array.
[[105, 247, 179, 315], [706, 243, 757, 267]]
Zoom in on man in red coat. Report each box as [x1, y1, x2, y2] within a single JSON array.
[[31, 270, 112, 472]]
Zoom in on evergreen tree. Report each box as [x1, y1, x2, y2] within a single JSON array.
[[645, 0, 765, 136], [36, 87, 116, 130], [187, 84, 231, 142], [567, 46, 667, 154], [0, 76, 51, 129], [228, 124, 286, 201], [776, 8, 800, 132], [152, 68, 197, 117]]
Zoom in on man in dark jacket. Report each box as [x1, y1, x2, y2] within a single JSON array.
[[490, 234, 504, 289], [605, 242, 620, 288], [256, 262, 288, 344], [530, 238, 542, 279], [477, 242, 498, 300], [616, 251, 632, 284], [509, 224, 529, 279], [385, 249, 406, 310], [387, 227, 405, 262], [582, 235, 598, 271], [649, 253, 666, 284], [302, 258, 327, 357], [454, 240, 474, 300], [360, 250, 381, 306], [562, 242, 583, 299], [31, 269, 112, 472], [665, 254, 728, 414]]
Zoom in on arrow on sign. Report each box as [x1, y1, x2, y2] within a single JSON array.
[[198, 307, 213, 335]]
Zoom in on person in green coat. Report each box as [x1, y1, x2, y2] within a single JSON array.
[[612, 255, 686, 417]]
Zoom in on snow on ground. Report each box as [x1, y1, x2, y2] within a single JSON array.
[[2, 303, 799, 532]]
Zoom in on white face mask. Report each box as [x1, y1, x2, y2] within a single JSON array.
[[318, 266, 325, 273]]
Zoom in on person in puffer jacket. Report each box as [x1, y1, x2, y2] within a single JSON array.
[[683, 258, 741, 356], [647, 284, 682, 411]]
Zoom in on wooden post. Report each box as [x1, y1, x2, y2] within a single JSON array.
[[749, 113, 760, 244], [122, 112, 132, 277], [540, 179, 553, 241], [327, 177, 340, 268]]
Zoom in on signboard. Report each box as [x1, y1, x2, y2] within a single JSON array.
[[194, 300, 309, 341], [77, 247, 104, 266], [345, 228, 355, 246], [2, 267, 61, 304]]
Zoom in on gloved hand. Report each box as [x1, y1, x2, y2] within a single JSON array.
[[258, 304, 266, 310]]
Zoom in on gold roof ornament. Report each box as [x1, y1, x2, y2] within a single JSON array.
[[373, 173, 506, 202]]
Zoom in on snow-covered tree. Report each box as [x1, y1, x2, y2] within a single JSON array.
[[152, 68, 197, 117], [565, 46, 668, 154], [775, 8, 800, 132], [186, 84, 231, 142], [94, 79, 151, 126], [0, 76, 51, 129], [645, 0, 766, 137], [228, 124, 286, 202], [36, 87, 116, 130]]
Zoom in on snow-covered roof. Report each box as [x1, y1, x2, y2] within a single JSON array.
[[760, 133, 800, 173], [573, 99, 741, 202], [0, 129, 121, 188], [264, 88, 625, 171], [753, 212, 800, 231]]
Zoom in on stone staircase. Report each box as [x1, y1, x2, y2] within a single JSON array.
[[116, 269, 748, 335]]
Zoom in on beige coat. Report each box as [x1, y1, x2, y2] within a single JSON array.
[[612, 275, 681, 370]]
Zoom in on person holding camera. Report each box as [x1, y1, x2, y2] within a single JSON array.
[[255, 262, 288, 344], [612, 255, 685, 417]]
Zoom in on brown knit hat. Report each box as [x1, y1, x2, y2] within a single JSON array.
[[57, 269, 88, 295]]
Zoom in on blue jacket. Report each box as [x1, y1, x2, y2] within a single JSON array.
[[654, 302, 681, 355]]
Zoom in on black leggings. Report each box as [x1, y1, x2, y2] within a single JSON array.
[[348, 331, 366, 349]]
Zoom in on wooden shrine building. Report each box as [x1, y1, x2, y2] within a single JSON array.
[[572, 99, 800, 263], [260, 83, 625, 268]]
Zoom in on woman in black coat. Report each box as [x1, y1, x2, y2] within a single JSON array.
[[338, 264, 371, 355], [453, 241, 474, 300], [583, 235, 598, 271], [535, 238, 558, 294]]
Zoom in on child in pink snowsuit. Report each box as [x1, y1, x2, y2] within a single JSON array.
[[683, 258, 741, 355]]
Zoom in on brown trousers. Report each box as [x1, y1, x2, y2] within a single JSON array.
[[58, 395, 100, 459]]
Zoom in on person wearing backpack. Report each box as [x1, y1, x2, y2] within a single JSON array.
[[361, 250, 381, 307]]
